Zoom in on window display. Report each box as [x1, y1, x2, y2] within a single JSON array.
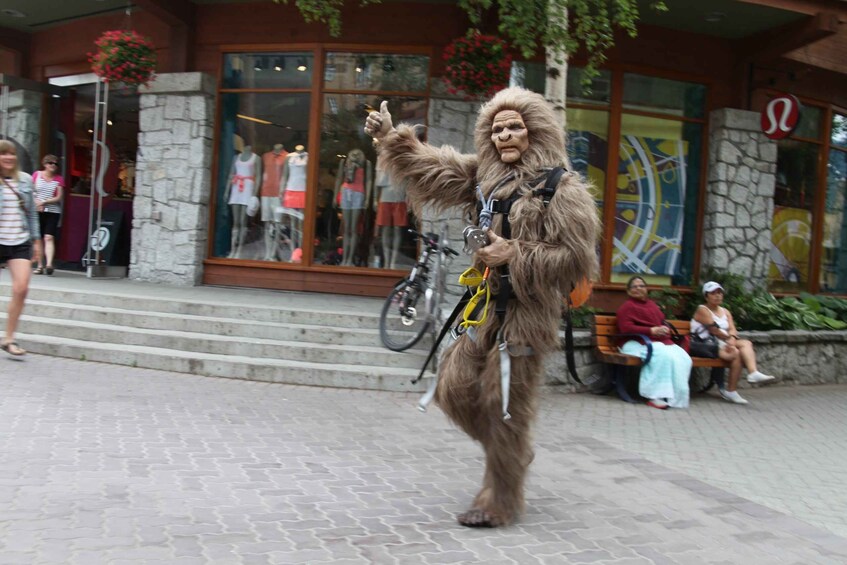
[[611, 91, 704, 285], [212, 50, 430, 271], [769, 139, 819, 291], [212, 91, 311, 261], [820, 113, 847, 293], [312, 95, 426, 268]]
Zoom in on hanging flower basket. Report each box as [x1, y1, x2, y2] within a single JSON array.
[[443, 33, 512, 100], [88, 29, 157, 87]]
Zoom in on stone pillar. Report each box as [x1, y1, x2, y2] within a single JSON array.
[[132, 73, 215, 285], [425, 96, 482, 286], [4, 89, 42, 172], [702, 108, 778, 289]]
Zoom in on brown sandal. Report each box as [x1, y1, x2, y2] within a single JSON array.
[[1, 341, 26, 356]]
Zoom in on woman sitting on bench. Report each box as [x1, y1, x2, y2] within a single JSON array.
[[691, 281, 777, 405], [617, 276, 692, 410]]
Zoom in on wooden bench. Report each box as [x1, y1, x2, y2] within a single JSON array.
[[592, 314, 730, 403]]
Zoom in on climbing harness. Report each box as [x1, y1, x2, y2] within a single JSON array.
[[415, 166, 583, 417]]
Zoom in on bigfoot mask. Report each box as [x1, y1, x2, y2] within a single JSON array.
[[490, 110, 528, 164]]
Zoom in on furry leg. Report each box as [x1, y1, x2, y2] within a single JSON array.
[[435, 335, 487, 442], [458, 348, 542, 528]]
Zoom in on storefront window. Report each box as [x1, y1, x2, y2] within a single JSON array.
[[324, 53, 429, 92], [622, 73, 706, 119], [566, 108, 609, 206], [212, 91, 311, 261], [212, 49, 430, 269], [567, 68, 611, 106], [792, 105, 822, 140], [611, 114, 702, 285], [769, 139, 819, 291], [313, 95, 426, 268], [821, 113, 847, 293], [222, 52, 313, 89]]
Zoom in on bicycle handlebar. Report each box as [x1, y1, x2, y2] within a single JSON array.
[[407, 228, 459, 256]]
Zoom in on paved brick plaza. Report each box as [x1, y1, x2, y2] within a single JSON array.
[[2, 354, 846, 564]]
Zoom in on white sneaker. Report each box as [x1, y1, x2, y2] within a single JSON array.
[[747, 371, 776, 384], [719, 388, 749, 405]]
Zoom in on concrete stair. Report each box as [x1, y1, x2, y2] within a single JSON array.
[[0, 273, 432, 391]]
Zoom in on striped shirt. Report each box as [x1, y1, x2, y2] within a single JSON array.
[[0, 178, 29, 246], [33, 172, 64, 214]]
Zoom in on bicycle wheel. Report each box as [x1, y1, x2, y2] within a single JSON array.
[[379, 280, 432, 351]]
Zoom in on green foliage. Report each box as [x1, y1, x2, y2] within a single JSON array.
[[274, 0, 666, 85], [458, 0, 667, 86], [695, 269, 847, 331], [648, 287, 688, 319], [272, 0, 381, 36], [570, 305, 599, 329]]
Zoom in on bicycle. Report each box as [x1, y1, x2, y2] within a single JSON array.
[[379, 225, 460, 352]]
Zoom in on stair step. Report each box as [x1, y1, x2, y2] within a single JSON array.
[[19, 286, 384, 329], [6, 313, 427, 369], [16, 333, 430, 392], [4, 298, 406, 348]]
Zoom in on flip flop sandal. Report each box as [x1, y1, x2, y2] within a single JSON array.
[[1, 341, 26, 356], [46, 267, 54, 275], [33, 267, 44, 275]]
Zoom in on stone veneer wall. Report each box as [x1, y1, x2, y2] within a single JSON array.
[[425, 96, 482, 286], [131, 73, 215, 285], [4, 89, 42, 172], [702, 108, 778, 288]]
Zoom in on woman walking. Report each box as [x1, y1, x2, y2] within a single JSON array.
[[0, 140, 42, 356], [32, 154, 64, 275]]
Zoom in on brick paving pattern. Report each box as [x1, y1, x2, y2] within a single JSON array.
[[1, 354, 846, 564]]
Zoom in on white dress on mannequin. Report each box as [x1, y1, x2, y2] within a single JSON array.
[[228, 152, 258, 206]]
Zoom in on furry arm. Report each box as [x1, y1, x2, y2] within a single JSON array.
[[508, 172, 600, 305], [377, 124, 478, 215]]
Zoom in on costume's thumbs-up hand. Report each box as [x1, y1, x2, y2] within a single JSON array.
[[364, 100, 394, 140]]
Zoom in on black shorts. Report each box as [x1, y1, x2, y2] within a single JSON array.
[[0, 242, 32, 265], [39, 212, 61, 237]]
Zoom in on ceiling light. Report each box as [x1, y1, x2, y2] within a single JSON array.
[[383, 57, 394, 72], [355, 57, 366, 73], [297, 58, 308, 72], [1, 9, 26, 18], [237, 113, 272, 125], [107, 120, 113, 126]]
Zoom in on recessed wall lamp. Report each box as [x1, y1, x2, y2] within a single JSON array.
[[297, 58, 308, 72], [274, 58, 284, 72], [254, 57, 264, 72], [107, 119, 113, 126], [355, 57, 366, 73], [383, 57, 395, 72], [704, 11, 725, 23]]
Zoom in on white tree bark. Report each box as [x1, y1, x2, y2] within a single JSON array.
[[544, 3, 569, 162]]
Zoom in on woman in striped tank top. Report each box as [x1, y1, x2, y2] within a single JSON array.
[[32, 154, 64, 275], [0, 140, 42, 356]]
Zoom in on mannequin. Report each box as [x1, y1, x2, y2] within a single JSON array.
[[224, 144, 261, 259], [279, 144, 308, 261], [260, 143, 288, 260], [334, 148, 373, 266], [374, 154, 408, 269]]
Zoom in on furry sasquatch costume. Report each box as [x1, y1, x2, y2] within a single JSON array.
[[365, 88, 599, 527]]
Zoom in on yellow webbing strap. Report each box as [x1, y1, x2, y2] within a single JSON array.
[[458, 267, 490, 330]]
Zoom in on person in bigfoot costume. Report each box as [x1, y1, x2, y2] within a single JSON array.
[[364, 88, 599, 527]]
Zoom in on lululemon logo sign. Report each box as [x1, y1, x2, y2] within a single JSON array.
[[90, 227, 111, 251], [761, 94, 800, 140]]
